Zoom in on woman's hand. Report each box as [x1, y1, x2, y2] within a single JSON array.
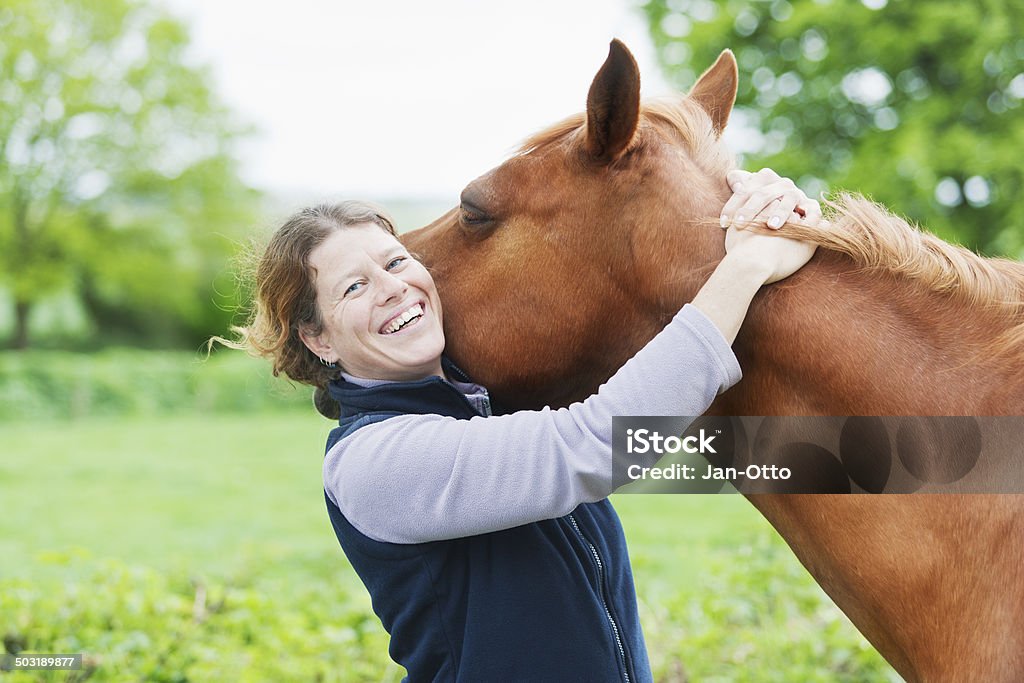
[[720, 168, 822, 230], [720, 168, 824, 285]]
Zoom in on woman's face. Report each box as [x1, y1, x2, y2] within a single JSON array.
[[301, 224, 446, 382]]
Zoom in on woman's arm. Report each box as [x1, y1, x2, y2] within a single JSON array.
[[690, 253, 771, 345], [325, 303, 737, 544]]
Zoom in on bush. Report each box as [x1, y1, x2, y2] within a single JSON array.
[[0, 546, 897, 682], [0, 350, 312, 421], [640, 536, 899, 682], [0, 557, 395, 682]]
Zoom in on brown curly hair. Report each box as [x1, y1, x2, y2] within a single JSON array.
[[219, 201, 397, 401]]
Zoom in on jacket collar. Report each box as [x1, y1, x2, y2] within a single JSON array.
[[326, 356, 480, 421]]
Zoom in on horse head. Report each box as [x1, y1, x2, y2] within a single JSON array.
[[404, 40, 742, 410]]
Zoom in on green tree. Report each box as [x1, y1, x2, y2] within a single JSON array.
[[641, 0, 1024, 257], [0, 0, 259, 348]]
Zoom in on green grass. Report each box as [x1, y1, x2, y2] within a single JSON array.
[[1, 413, 335, 582], [612, 495, 777, 593], [0, 414, 899, 681], [1, 413, 765, 582]]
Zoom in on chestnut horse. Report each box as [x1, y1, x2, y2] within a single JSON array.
[[403, 41, 1024, 681]]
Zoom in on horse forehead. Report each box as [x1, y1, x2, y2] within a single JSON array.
[[501, 146, 577, 184], [496, 140, 668, 202], [477, 151, 584, 211]]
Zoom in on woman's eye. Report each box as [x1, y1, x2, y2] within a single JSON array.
[[344, 281, 364, 296], [386, 256, 407, 270]]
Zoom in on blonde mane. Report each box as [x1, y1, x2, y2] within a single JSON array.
[[517, 112, 586, 154], [786, 194, 1024, 358]]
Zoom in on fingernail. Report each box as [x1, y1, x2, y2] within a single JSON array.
[[735, 214, 746, 226], [768, 216, 781, 228], [720, 214, 729, 228], [732, 182, 744, 191]]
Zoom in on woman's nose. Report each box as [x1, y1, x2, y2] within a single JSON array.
[[375, 270, 408, 304]]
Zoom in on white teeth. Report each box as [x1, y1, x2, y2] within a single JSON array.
[[382, 303, 424, 334]]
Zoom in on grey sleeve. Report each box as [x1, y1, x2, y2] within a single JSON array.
[[323, 304, 742, 544]]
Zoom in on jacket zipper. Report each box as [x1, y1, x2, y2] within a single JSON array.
[[567, 513, 631, 683]]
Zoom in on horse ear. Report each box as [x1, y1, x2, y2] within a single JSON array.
[[584, 39, 641, 162], [688, 50, 738, 137]]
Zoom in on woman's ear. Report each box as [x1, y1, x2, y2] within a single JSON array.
[[298, 327, 335, 364]]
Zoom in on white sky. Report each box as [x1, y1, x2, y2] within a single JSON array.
[[159, 0, 674, 203]]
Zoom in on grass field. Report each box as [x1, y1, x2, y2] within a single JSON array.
[[1, 414, 899, 681]]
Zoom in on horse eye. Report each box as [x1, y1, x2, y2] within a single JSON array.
[[459, 201, 491, 227], [459, 183, 495, 232]]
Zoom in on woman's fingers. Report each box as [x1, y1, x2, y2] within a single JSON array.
[[796, 198, 823, 223], [767, 195, 822, 229], [721, 169, 791, 229], [721, 168, 825, 231], [727, 178, 797, 229], [726, 169, 754, 192], [759, 195, 799, 229], [787, 208, 829, 229], [720, 170, 753, 226]]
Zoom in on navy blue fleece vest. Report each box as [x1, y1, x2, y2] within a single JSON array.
[[322, 360, 652, 682]]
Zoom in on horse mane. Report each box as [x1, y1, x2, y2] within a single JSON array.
[[640, 98, 734, 173], [517, 97, 725, 167], [518, 112, 586, 154], [787, 194, 1024, 358]]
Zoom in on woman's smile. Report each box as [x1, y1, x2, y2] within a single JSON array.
[[379, 301, 426, 335]]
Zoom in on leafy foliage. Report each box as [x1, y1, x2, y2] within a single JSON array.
[[0, 541, 895, 681], [640, 0, 1024, 258], [0, 349, 313, 420], [640, 537, 900, 682], [0, 0, 260, 348], [0, 558, 395, 682]]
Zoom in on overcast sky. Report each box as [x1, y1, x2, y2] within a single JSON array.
[[159, 0, 675, 204]]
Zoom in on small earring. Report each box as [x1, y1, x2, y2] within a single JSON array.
[[319, 356, 337, 368]]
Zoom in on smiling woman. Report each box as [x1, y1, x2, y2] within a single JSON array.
[[298, 224, 445, 382]]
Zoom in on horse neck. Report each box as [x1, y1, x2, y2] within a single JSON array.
[[714, 251, 1024, 416]]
